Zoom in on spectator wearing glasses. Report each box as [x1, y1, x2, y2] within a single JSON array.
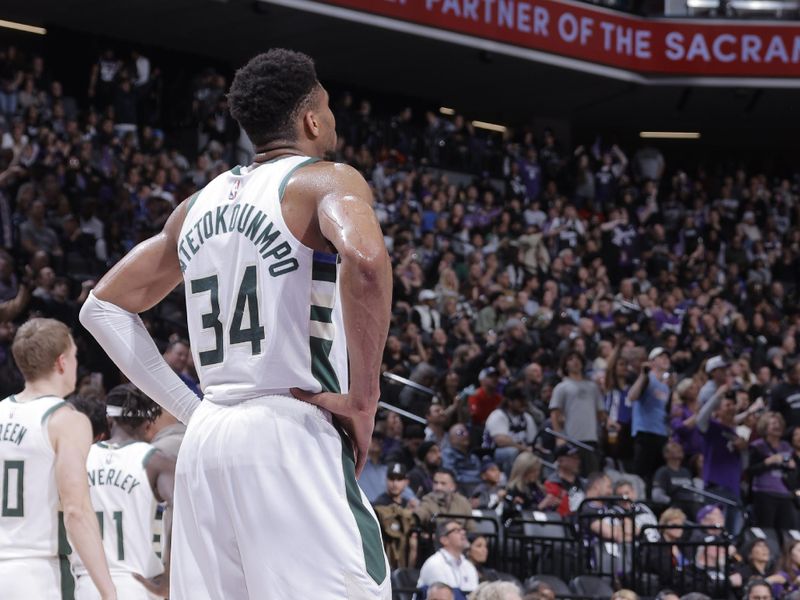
[[417, 520, 479, 596], [442, 423, 483, 487]]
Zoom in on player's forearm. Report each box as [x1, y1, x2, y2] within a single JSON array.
[[339, 248, 392, 409], [79, 292, 200, 424], [64, 504, 116, 598]]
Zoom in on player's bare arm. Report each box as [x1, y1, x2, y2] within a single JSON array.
[[49, 407, 117, 600], [134, 450, 175, 597], [290, 162, 392, 475], [79, 200, 201, 424]]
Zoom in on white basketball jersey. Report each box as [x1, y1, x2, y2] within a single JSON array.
[[179, 156, 348, 405], [72, 441, 163, 578], [0, 395, 66, 560]]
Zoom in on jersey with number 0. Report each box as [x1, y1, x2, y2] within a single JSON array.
[[178, 156, 348, 404], [72, 440, 163, 578], [0, 394, 66, 560]]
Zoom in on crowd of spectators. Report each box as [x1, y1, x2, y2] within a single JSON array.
[[3, 40, 800, 599]]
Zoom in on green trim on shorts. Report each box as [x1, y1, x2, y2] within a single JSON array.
[[58, 512, 75, 600], [277, 157, 320, 202], [335, 423, 387, 586]]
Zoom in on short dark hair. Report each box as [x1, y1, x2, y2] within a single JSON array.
[[68, 393, 109, 441], [434, 467, 457, 483], [228, 49, 319, 147], [106, 383, 162, 432]]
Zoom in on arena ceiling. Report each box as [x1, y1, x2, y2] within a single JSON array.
[[3, 0, 800, 151]]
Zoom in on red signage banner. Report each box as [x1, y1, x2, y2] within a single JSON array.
[[307, 0, 800, 78]]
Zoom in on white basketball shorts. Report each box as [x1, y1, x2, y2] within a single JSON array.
[[0, 557, 65, 599], [75, 572, 164, 600], [169, 394, 391, 600]]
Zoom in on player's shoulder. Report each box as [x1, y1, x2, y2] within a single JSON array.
[[47, 402, 89, 433], [298, 160, 370, 189]]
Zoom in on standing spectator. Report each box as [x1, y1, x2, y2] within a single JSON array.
[[604, 344, 633, 466], [693, 385, 747, 534], [628, 347, 672, 487], [699, 356, 729, 406], [549, 351, 606, 475], [469, 367, 503, 428], [748, 412, 797, 531]]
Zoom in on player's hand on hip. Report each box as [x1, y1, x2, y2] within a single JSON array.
[[291, 387, 375, 477], [133, 572, 169, 597]]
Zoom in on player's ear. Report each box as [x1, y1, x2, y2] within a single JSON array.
[[303, 109, 321, 140]]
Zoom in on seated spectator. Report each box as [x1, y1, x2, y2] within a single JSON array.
[[503, 452, 559, 516], [543, 444, 584, 517], [613, 478, 657, 540], [652, 441, 700, 516], [466, 534, 500, 583], [373, 462, 418, 508], [428, 582, 456, 600], [163, 339, 201, 397], [442, 423, 483, 488], [470, 461, 506, 512], [579, 472, 634, 543], [468, 581, 523, 600], [644, 507, 691, 587], [730, 539, 783, 595], [414, 468, 474, 532], [773, 540, 800, 596], [523, 580, 555, 600], [748, 411, 797, 531], [19, 199, 62, 259], [360, 430, 389, 503], [418, 519, 479, 595], [484, 385, 537, 475], [409, 441, 442, 499], [385, 423, 426, 471], [743, 579, 773, 600], [426, 403, 450, 448]]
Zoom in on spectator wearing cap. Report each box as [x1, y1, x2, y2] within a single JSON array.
[[484, 385, 537, 475], [698, 356, 729, 406], [769, 359, 800, 429], [748, 411, 797, 531], [469, 367, 502, 427], [628, 347, 672, 487], [417, 519, 479, 595], [409, 441, 442, 498], [413, 289, 442, 334], [442, 423, 483, 488], [471, 460, 506, 512], [544, 444, 584, 517], [374, 462, 418, 508], [549, 350, 606, 475]]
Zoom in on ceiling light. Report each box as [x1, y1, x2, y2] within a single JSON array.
[[472, 120, 507, 133], [639, 131, 700, 139], [439, 107, 455, 115], [0, 19, 46, 35]]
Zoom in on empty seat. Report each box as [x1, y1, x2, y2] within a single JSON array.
[[524, 574, 571, 597], [570, 575, 615, 598], [391, 567, 420, 600]]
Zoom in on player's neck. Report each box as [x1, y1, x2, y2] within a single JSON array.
[[108, 423, 137, 444], [254, 142, 312, 164], [16, 378, 67, 402]]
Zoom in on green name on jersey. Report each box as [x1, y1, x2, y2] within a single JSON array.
[[0, 422, 27, 445], [87, 467, 141, 494], [179, 202, 299, 277]]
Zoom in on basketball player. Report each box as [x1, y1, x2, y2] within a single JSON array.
[[79, 49, 392, 599], [72, 384, 175, 600], [0, 318, 116, 599]]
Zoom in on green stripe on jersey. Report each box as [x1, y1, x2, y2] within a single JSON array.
[[334, 423, 387, 586], [41, 401, 66, 425], [310, 305, 333, 323], [310, 336, 340, 393], [311, 261, 337, 282], [277, 157, 320, 202], [185, 189, 203, 214]]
